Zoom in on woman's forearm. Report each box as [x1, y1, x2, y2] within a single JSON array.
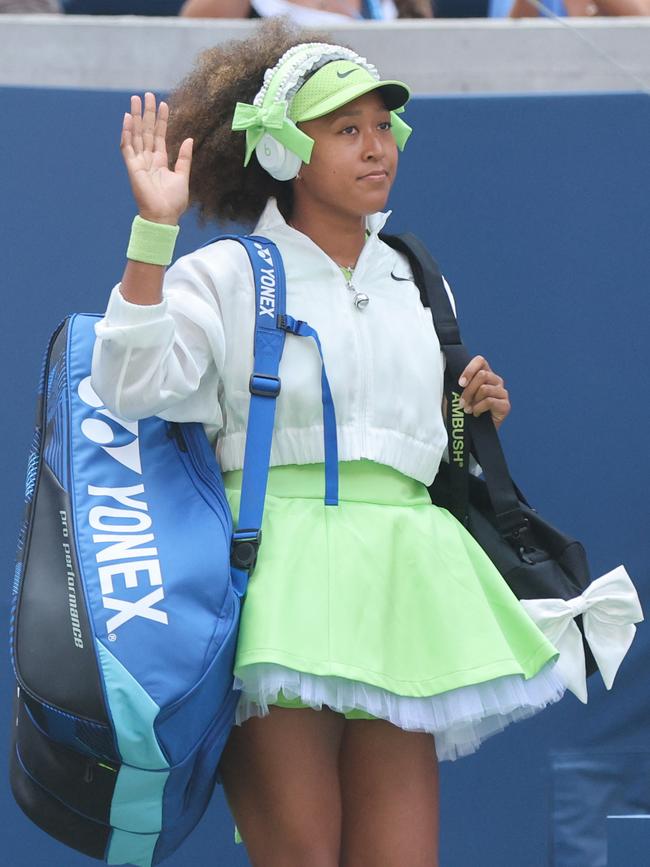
[[119, 259, 166, 306]]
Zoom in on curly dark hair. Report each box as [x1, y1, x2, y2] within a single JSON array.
[[166, 19, 345, 229]]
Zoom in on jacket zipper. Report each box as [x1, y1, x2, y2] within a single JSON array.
[[342, 272, 369, 455]]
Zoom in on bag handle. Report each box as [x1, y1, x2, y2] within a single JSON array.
[[380, 231, 530, 542]]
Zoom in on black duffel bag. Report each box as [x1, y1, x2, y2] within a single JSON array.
[[381, 232, 642, 702]]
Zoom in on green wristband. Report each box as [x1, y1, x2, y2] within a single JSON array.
[[126, 215, 180, 266]]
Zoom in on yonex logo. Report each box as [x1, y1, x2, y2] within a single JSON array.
[[77, 377, 167, 634], [88, 484, 168, 634], [78, 377, 141, 474], [254, 241, 277, 318]]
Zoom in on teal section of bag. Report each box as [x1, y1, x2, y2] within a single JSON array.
[[95, 640, 168, 770], [110, 764, 169, 834], [106, 827, 159, 867]]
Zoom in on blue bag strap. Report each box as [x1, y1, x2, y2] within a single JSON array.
[[199, 233, 339, 593], [276, 312, 339, 506]]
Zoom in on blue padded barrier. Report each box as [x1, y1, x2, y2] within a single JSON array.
[[607, 816, 650, 867]]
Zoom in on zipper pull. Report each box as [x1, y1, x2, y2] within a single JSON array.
[[84, 760, 95, 783], [342, 270, 369, 310], [167, 422, 188, 452], [353, 292, 370, 310]]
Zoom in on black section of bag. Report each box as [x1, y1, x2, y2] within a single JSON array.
[[13, 319, 109, 725], [380, 230, 597, 678], [20, 689, 118, 764], [14, 691, 118, 825], [15, 460, 110, 723], [429, 465, 591, 598], [10, 693, 111, 862]]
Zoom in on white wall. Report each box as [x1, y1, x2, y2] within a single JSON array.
[[1, 15, 650, 94]]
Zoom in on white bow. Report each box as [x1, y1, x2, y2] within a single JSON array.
[[520, 565, 643, 704]]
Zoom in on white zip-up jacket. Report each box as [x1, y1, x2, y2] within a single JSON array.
[[91, 198, 457, 486]]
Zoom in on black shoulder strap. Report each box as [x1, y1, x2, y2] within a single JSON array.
[[381, 232, 462, 349], [380, 231, 530, 540], [380, 232, 471, 522]]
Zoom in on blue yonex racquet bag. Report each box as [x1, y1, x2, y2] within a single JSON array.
[[9, 235, 339, 866]]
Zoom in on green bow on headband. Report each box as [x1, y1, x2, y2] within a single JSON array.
[[232, 101, 315, 166], [390, 107, 412, 151]]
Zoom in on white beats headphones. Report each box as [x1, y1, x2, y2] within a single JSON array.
[[249, 43, 382, 182]]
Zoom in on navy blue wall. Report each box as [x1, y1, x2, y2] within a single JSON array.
[[1, 87, 648, 867]]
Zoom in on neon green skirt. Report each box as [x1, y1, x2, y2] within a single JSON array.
[[222, 459, 564, 757]]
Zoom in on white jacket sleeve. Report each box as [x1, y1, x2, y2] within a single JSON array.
[[91, 249, 227, 425]]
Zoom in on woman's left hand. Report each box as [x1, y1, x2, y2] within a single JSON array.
[[458, 355, 511, 429]]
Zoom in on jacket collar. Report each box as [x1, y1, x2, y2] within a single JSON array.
[[254, 197, 392, 239]]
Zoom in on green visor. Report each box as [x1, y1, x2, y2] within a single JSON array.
[[288, 60, 410, 123]]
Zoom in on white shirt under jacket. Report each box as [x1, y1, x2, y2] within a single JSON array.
[[91, 197, 458, 487]]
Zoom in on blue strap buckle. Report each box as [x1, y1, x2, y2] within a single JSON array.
[[231, 528, 263, 573], [277, 313, 304, 334], [249, 373, 281, 397]]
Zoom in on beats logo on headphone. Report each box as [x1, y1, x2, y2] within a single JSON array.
[[255, 133, 302, 182]]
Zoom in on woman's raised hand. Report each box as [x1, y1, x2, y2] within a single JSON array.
[[121, 92, 193, 226]]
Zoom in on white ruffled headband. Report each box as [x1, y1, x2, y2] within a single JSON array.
[[231, 42, 412, 167]]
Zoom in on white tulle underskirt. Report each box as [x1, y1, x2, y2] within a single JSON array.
[[234, 661, 566, 762]]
